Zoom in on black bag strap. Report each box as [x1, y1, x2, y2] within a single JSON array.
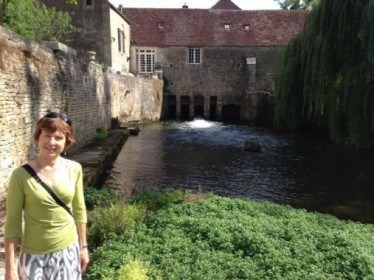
[[22, 164, 73, 217]]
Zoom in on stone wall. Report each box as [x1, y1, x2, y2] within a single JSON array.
[[159, 46, 283, 123], [0, 26, 163, 200]]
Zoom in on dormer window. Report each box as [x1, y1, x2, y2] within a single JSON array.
[[224, 23, 230, 30], [85, 0, 93, 8], [244, 24, 250, 32]]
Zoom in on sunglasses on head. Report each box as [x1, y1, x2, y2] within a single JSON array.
[[42, 112, 72, 126]]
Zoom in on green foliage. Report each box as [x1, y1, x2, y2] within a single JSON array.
[[87, 202, 147, 248], [96, 128, 109, 140], [274, 0, 320, 10], [118, 259, 150, 280], [2, 0, 78, 42], [131, 189, 185, 211], [275, 0, 374, 147], [87, 195, 374, 279], [34, 4, 79, 42], [84, 187, 116, 210], [2, 0, 35, 39]]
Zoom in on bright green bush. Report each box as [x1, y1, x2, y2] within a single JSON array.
[[87, 202, 146, 247], [118, 259, 150, 280], [87, 195, 374, 279]]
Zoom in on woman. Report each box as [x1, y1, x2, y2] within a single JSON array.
[[4, 112, 89, 280]]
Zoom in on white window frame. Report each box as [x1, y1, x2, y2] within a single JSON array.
[[117, 28, 125, 53], [136, 49, 155, 73], [188, 48, 201, 64]]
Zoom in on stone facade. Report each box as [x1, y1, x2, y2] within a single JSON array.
[[122, 4, 308, 123], [42, 0, 131, 74], [0, 26, 163, 200], [155, 46, 283, 123]]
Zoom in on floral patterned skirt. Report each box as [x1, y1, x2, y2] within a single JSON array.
[[18, 243, 81, 280]]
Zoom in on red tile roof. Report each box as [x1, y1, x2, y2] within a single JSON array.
[[211, 0, 241, 10], [121, 7, 309, 47]]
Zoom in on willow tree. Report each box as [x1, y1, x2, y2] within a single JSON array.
[[275, 0, 374, 147], [274, 0, 320, 10]]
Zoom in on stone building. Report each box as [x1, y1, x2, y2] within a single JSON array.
[[121, 0, 309, 123], [42, 0, 131, 74]]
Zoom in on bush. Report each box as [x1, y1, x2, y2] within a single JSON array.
[[87, 195, 374, 280], [118, 260, 150, 280], [131, 189, 185, 211], [96, 128, 108, 140], [84, 187, 117, 210], [88, 202, 146, 247]]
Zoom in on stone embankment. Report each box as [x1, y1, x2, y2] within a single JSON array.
[[0, 128, 130, 278]]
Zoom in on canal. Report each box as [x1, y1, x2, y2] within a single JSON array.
[[104, 120, 374, 223]]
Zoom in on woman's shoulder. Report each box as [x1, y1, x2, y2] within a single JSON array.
[[64, 158, 82, 171], [9, 164, 32, 182], [12, 165, 29, 176]]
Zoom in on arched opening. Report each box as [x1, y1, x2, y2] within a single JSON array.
[[194, 95, 204, 118], [222, 104, 240, 122], [210, 96, 217, 120], [166, 95, 176, 119], [181, 95, 190, 120]]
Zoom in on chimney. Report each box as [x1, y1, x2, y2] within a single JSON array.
[[182, 3, 188, 8]]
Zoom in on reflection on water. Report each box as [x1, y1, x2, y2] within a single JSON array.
[[104, 120, 374, 223]]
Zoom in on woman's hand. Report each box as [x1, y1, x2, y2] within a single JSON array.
[[76, 223, 89, 272], [80, 247, 89, 273]]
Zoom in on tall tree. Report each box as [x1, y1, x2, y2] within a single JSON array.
[[274, 0, 320, 10], [2, 0, 78, 42], [0, 0, 77, 24], [275, 0, 374, 147]]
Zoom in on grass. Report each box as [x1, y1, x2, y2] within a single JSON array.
[[84, 188, 374, 280]]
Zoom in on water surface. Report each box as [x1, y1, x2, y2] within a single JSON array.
[[105, 120, 374, 223]]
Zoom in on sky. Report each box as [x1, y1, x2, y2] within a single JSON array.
[[108, 0, 281, 10]]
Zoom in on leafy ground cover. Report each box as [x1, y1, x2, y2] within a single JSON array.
[[84, 189, 374, 280]]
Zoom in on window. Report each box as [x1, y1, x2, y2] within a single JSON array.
[[136, 49, 155, 73], [85, 0, 93, 9], [158, 22, 165, 29], [244, 24, 250, 32], [224, 23, 231, 30], [188, 48, 201, 64], [117, 28, 125, 53]]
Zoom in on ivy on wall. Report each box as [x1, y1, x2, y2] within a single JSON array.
[[275, 0, 374, 147]]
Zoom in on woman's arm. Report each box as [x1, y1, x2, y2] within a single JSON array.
[[76, 223, 89, 273], [5, 237, 20, 280]]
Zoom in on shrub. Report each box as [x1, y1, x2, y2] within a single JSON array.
[[131, 189, 185, 211], [96, 128, 108, 140], [88, 202, 146, 247], [84, 187, 116, 210], [118, 260, 149, 280], [87, 195, 374, 280]]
